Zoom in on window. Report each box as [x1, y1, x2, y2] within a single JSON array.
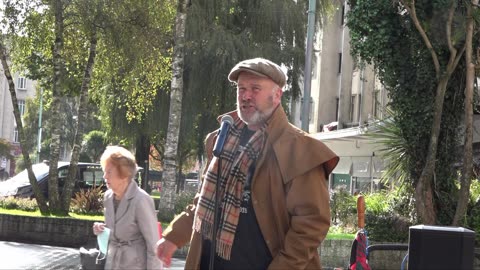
[[338, 53, 342, 74], [357, 94, 362, 123], [374, 90, 381, 119], [13, 128, 19, 143], [350, 95, 356, 122], [340, 4, 345, 26], [17, 77, 26, 90], [18, 100, 26, 116]]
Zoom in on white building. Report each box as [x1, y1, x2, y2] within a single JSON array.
[[0, 71, 37, 179], [290, 0, 388, 193]]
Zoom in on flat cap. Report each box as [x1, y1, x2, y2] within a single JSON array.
[[228, 58, 287, 88]]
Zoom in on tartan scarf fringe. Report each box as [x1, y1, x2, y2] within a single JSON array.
[[194, 117, 266, 260]]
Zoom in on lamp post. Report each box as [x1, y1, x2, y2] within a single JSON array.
[[301, 0, 316, 132]]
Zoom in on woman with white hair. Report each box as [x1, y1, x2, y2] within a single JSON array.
[[93, 145, 162, 269]]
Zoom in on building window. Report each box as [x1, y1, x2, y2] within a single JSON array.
[[18, 100, 26, 116], [350, 95, 357, 122], [340, 4, 345, 26], [357, 94, 362, 123], [13, 128, 19, 143], [17, 77, 27, 90], [338, 53, 342, 74], [374, 90, 381, 119]]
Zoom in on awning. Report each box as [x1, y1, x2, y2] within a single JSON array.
[[352, 157, 371, 177], [333, 157, 352, 174]]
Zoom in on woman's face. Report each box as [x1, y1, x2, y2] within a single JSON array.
[[103, 161, 128, 193]]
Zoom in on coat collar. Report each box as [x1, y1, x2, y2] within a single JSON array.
[[105, 180, 139, 223], [220, 105, 338, 183]]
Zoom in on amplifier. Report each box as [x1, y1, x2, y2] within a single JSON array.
[[408, 225, 475, 270]]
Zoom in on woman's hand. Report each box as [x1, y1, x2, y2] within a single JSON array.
[[93, 222, 106, 235]]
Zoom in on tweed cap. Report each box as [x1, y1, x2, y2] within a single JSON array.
[[228, 58, 287, 88]]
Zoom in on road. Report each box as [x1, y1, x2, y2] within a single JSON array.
[[0, 241, 186, 269]]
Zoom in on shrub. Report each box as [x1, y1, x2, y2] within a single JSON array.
[[330, 187, 357, 229], [0, 196, 38, 211], [365, 212, 411, 242], [70, 186, 105, 215], [0, 196, 18, 209], [157, 190, 196, 223]]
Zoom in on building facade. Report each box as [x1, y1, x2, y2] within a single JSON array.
[[290, 0, 388, 194], [0, 70, 37, 179]]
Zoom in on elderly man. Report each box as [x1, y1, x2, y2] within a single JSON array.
[[157, 58, 338, 270]]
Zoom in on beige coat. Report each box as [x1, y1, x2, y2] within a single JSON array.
[[164, 106, 338, 270], [104, 181, 162, 269]]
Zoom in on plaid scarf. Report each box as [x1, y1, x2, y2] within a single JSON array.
[[194, 116, 266, 260]]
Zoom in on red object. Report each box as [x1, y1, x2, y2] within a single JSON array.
[[349, 230, 371, 270]]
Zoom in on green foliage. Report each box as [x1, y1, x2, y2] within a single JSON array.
[[0, 139, 13, 159], [363, 191, 413, 242], [0, 197, 38, 212], [364, 191, 389, 215], [365, 213, 411, 243], [347, 0, 468, 225], [174, 190, 196, 214], [70, 186, 105, 215], [330, 188, 357, 229], [81, 130, 107, 162], [157, 190, 196, 223]]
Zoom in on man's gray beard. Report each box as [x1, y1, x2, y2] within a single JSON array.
[[237, 104, 275, 127]]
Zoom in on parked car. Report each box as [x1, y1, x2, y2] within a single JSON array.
[[0, 161, 105, 198]]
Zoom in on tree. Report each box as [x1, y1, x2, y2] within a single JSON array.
[[0, 37, 49, 213], [4, 0, 110, 214], [347, 0, 478, 225], [453, 1, 477, 226], [81, 130, 107, 162], [159, 0, 189, 217]]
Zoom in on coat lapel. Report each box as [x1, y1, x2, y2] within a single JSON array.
[[113, 181, 139, 222]]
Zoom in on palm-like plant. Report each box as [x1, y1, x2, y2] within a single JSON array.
[[366, 109, 414, 187]]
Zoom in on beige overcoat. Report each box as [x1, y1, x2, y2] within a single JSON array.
[[104, 181, 162, 269], [164, 106, 339, 270]]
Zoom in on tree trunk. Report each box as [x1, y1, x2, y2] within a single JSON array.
[[0, 39, 49, 214], [453, 3, 475, 226], [61, 30, 98, 213], [402, 0, 464, 224], [48, 0, 66, 213], [159, 0, 188, 215]]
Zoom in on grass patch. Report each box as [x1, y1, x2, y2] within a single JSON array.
[[0, 207, 103, 221], [151, 191, 160, 199], [326, 232, 355, 240]]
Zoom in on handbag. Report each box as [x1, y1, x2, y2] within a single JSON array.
[[79, 247, 106, 270]]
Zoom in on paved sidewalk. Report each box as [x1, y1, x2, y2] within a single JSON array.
[[0, 241, 185, 269]]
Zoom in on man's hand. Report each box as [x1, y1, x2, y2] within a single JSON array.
[[156, 238, 178, 267]]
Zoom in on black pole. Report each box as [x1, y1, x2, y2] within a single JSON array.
[[209, 158, 222, 270]]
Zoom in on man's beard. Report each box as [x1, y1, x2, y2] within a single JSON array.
[[237, 101, 275, 127]]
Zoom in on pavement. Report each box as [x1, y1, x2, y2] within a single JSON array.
[[0, 241, 186, 269]]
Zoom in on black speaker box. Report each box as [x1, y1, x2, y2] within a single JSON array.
[[408, 225, 475, 270]]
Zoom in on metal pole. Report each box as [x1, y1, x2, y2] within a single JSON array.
[[301, 0, 316, 132], [37, 88, 43, 163]]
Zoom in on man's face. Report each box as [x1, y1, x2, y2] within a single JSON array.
[[236, 72, 282, 130]]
